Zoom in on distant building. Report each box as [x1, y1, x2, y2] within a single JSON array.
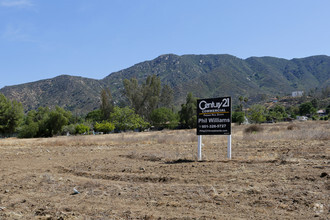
[[292, 91, 304, 97], [317, 110, 326, 116]]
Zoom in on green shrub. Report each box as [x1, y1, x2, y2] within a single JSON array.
[[110, 106, 150, 131], [62, 124, 76, 135], [75, 124, 90, 134], [18, 122, 39, 138], [94, 121, 115, 133], [232, 111, 245, 125], [150, 107, 179, 129], [312, 115, 318, 121]]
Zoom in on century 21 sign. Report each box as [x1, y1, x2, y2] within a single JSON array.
[[197, 97, 231, 135]]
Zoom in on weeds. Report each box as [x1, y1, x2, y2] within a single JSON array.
[[244, 125, 264, 134], [287, 124, 299, 130]]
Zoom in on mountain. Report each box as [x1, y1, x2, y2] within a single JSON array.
[[1, 54, 329, 114], [0, 75, 104, 114]]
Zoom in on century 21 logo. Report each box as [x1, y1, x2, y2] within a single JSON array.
[[199, 98, 230, 111]]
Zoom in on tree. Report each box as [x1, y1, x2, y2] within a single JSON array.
[[141, 75, 161, 120], [244, 97, 249, 104], [19, 109, 41, 138], [100, 88, 114, 120], [159, 84, 174, 108], [311, 98, 319, 109], [110, 106, 150, 131], [248, 104, 266, 123], [326, 104, 330, 115], [19, 106, 71, 138], [34, 107, 51, 137], [18, 122, 39, 138], [239, 96, 244, 103], [123, 75, 172, 121], [299, 102, 316, 116], [0, 93, 23, 135], [85, 109, 103, 122], [123, 77, 142, 113], [238, 96, 244, 111], [286, 105, 299, 118], [267, 104, 287, 122], [232, 111, 245, 125], [238, 96, 248, 113], [150, 107, 179, 129], [42, 106, 71, 137], [179, 93, 197, 128]]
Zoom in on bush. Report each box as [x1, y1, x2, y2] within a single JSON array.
[[287, 124, 299, 130], [62, 124, 76, 135], [232, 111, 245, 125], [18, 122, 39, 138], [248, 104, 266, 124], [110, 106, 150, 131], [319, 116, 329, 121], [94, 121, 115, 133], [150, 107, 179, 129], [244, 125, 264, 133], [75, 124, 90, 134]]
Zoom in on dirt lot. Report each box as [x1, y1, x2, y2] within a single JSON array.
[[0, 121, 329, 219]]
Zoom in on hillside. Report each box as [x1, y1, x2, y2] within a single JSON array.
[[0, 75, 104, 114], [1, 54, 329, 114]]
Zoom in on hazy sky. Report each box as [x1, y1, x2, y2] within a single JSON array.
[[1, 0, 330, 89]]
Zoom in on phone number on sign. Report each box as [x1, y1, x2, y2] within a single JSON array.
[[199, 124, 227, 129]]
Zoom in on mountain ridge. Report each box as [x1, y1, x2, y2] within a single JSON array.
[[1, 54, 329, 114]]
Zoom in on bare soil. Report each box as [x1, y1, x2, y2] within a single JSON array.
[[0, 121, 329, 219]]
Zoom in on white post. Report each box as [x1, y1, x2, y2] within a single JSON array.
[[198, 135, 202, 161], [227, 135, 232, 159]]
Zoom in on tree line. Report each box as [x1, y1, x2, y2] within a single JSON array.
[[1, 76, 329, 138], [0, 75, 181, 138]]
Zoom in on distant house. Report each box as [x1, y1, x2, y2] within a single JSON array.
[[317, 110, 326, 116], [292, 91, 304, 97]]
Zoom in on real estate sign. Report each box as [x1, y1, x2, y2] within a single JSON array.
[[197, 97, 231, 135]]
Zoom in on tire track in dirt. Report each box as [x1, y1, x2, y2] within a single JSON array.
[[56, 166, 176, 183]]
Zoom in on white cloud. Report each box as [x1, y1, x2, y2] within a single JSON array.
[[0, 0, 33, 8]]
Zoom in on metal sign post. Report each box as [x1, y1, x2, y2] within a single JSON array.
[[227, 134, 231, 159], [197, 97, 232, 161], [198, 135, 202, 161]]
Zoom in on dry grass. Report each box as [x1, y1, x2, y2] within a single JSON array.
[[235, 121, 330, 142], [0, 129, 198, 148], [1, 121, 328, 149]]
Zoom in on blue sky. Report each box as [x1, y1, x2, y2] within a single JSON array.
[[1, 0, 330, 89]]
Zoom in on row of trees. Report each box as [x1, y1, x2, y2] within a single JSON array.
[[232, 101, 330, 124], [0, 75, 179, 138], [1, 76, 329, 137]]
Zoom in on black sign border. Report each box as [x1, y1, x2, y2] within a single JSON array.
[[197, 97, 231, 135]]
